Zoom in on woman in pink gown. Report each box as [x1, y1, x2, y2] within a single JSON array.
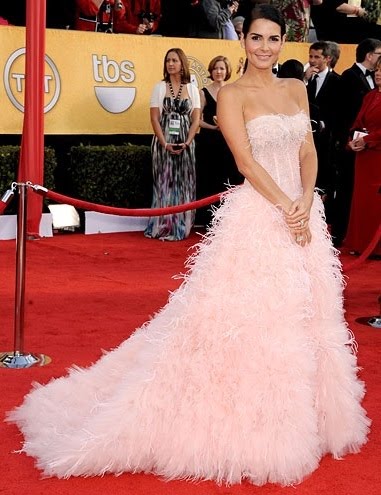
[[7, 5, 370, 487], [345, 57, 381, 256]]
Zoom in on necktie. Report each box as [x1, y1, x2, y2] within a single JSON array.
[[272, 67, 278, 75], [308, 74, 318, 99], [365, 69, 373, 77]]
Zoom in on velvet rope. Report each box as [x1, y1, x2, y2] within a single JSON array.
[[343, 221, 381, 272], [0, 201, 7, 215], [30, 185, 380, 271], [33, 186, 222, 217]]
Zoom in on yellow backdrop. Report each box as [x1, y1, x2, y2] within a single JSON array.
[[0, 27, 355, 135]]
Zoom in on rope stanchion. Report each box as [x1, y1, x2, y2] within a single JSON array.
[[0, 183, 224, 369], [343, 221, 381, 272], [0, 182, 51, 369], [32, 185, 222, 217]]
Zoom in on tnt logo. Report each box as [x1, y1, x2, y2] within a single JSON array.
[[188, 56, 209, 89], [92, 54, 136, 114], [4, 48, 61, 113]]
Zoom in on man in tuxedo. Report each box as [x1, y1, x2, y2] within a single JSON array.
[[330, 38, 381, 247], [306, 41, 340, 222], [272, 59, 282, 76]]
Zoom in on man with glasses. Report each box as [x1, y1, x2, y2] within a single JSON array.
[[331, 38, 381, 248]]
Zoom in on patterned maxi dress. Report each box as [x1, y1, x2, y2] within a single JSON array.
[[144, 96, 196, 241]]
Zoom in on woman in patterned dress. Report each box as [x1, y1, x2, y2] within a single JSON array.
[[144, 48, 201, 241], [273, 0, 322, 42]]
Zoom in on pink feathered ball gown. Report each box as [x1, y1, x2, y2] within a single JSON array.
[[8, 112, 370, 486]]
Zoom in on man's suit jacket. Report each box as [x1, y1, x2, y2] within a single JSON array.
[[307, 70, 341, 192], [336, 63, 373, 143], [307, 70, 341, 133]]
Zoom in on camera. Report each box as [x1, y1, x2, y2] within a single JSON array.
[[138, 11, 158, 23]]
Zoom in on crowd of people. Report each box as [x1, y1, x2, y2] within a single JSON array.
[[1, 1, 381, 41], [1, 1, 380, 251], [144, 37, 380, 260]]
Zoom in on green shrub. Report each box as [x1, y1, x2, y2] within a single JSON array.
[[68, 143, 152, 208], [0, 146, 56, 214]]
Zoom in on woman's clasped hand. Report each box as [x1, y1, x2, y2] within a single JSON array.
[[284, 195, 313, 246], [165, 142, 188, 154]]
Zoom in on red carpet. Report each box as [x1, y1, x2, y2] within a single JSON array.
[[0, 231, 380, 495]]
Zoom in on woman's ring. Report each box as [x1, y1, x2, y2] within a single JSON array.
[[297, 235, 304, 243], [299, 220, 304, 228]]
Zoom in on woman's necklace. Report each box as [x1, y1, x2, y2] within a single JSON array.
[[168, 80, 184, 101]]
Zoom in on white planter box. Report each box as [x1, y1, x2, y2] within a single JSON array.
[[0, 213, 53, 240], [85, 211, 148, 235]]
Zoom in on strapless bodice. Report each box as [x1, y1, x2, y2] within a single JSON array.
[[245, 112, 309, 198]]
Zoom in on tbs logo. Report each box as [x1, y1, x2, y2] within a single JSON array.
[[92, 55, 136, 114]]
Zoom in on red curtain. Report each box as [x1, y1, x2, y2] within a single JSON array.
[[18, 0, 46, 237]]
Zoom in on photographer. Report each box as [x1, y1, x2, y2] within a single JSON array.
[[75, 0, 125, 32], [113, 0, 161, 34], [188, 0, 239, 39]]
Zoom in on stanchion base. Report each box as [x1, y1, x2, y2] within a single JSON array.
[[368, 316, 381, 329], [0, 352, 51, 369], [355, 316, 381, 329]]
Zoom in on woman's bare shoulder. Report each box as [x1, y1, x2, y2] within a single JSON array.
[[282, 77, 307, 95], [218, 81, 244, 102]]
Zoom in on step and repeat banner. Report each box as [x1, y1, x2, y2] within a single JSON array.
[[0, 26, 355, 135]]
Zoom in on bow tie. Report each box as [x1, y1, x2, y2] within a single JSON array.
[[365, 69, 373, 77], [272, 67, 278, 75]]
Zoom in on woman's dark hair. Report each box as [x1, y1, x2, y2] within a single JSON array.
[[208, 55, 232, 81], [163, 48, 191, 83], [242, 4, 286, 38], [278, 59, 304, 81]]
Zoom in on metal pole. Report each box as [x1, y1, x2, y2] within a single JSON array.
[[0, 182, 51, 369], [13, 183, 27, 353]]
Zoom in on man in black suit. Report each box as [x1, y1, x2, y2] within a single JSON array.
[[330, 38, 381, 247], [306, 41, 341, 222]]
